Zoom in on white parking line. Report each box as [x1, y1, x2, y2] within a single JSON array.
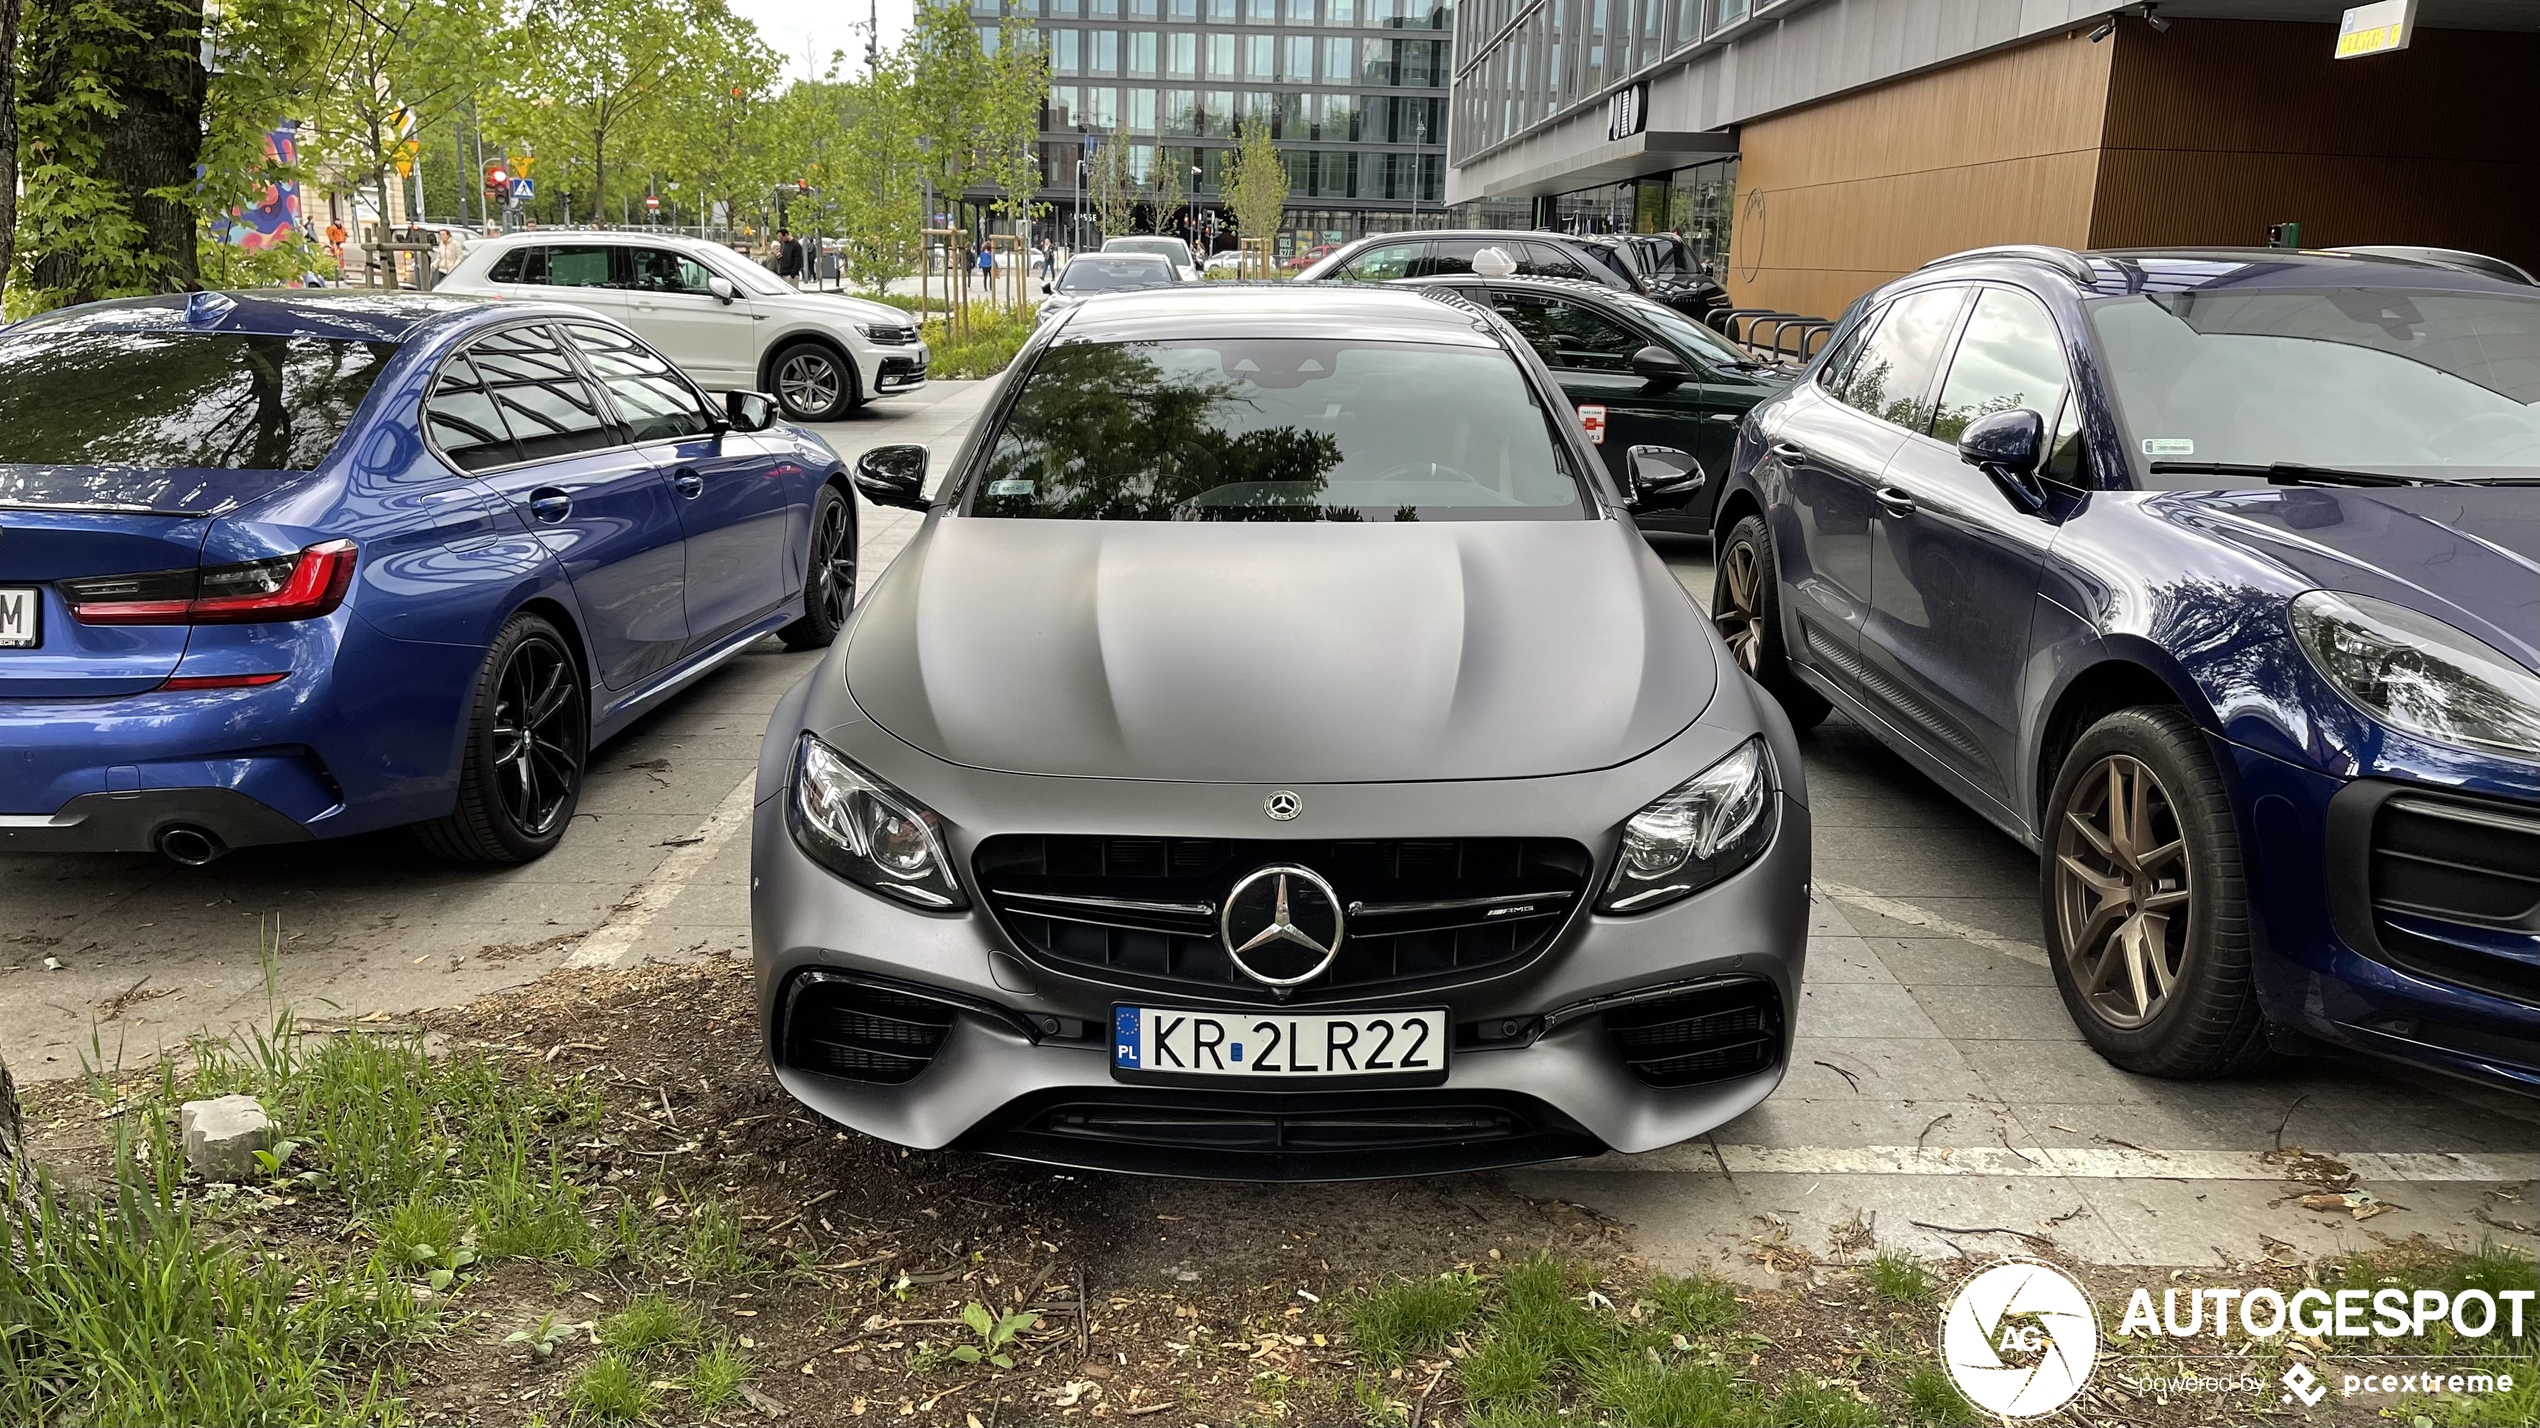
[[1573, 1144, 2540, 1182], [565, 772, 758, 970], [1816, 881, 2052, 967]]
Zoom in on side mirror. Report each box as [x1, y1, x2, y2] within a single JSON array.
[[1041, 281, 1054, 295], [853, 444, 930, 511], [707, 275, 737, 304], [1623, 445, 1707, 514], [724, 389, 778, 432], [1956, 408, 2048, 512], [1630, 344, 1693, 392]]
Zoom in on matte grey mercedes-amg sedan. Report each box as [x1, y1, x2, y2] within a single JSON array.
[[749, 285, 1812, 1178]]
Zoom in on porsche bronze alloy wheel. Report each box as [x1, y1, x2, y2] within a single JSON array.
[[2040, 706, 2269, 1078], [1712, 515, 1829, 728]]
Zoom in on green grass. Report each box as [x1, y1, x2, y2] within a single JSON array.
[[918, 306, 1037, 379], [1343, 1274, 1481, 1367], [1866, 1249, 1939, 1306], [686, 1342, 751, 1413], [564, 1352, 655, 1424], [1901, 1363, 1977, 1426], [377, 1191, 465, 1270], [1458, 1332, 1555, 1409], [1768, 1372, 1882, 1428], [600, 1292, 705, 1360], [678, 1198, 758, 1281], [1585, 1357, 1746, 1426], [1645, 1269, 1744, 1337]]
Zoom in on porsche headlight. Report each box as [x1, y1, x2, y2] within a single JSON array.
[[2289, 590, 2540, 760], [787, 732, 968, 908], [1600, 738, 1776, 913]]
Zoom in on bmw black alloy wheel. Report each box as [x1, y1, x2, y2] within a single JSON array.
[[811, 493, 856, 629], [490, 633, 584, 837]]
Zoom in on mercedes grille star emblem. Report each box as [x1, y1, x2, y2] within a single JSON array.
[[1220, 864, 1345, 987], [1264, 790, 1302, 821]]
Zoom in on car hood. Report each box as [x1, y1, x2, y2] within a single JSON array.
[[772, 291, 912, 327], [2163, 485, 2540, 670], [843, 516, 1719, 782]]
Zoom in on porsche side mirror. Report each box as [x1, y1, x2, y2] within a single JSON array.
[[854, 443, 930, 511], [707, 275, 737, 304], [1630, 344, 1692, 392], [1956, 408, 2049, 513], [1623, 445, 1707, 514]]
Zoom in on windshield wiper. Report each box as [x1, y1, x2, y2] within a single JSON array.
[[2147, 461, 2469, 488]]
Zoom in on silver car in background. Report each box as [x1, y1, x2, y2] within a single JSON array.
[[1037, 252, 1181, 326], [750, 286, 1811, 1178]]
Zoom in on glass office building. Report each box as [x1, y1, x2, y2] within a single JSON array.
[[969, 0, 1459, 256]]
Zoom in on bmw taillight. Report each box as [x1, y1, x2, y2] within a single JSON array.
[[65, 540, 358, 626]]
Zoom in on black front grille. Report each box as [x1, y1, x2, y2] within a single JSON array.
[[975, 835, 1594, 1002], [1604, 979, 1784, 1087], [780, 976, 960, 1084], [960, 1087, 1603, 1179], [2362, 792, 2540, 1007]]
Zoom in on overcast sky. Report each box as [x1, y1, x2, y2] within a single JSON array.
[[728, 0, 918, 82]]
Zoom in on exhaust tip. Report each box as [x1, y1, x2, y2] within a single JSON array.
[[157, 825, 227, 867]]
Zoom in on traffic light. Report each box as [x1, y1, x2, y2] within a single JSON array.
[[484, 160, 511, 198]]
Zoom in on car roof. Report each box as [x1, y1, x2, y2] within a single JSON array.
[[1908, 245, 2540, 300], [4, 290, 499, 344], [467, 229, 712, 252], [1051, 284, 1503, 345]]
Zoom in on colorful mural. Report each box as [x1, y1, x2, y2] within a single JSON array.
[[219, 123, 304, 250]]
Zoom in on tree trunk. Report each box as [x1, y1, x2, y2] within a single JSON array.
[[0, 0, 23, 309], [0, 1049, 34, 1236], [21, 0, 206, 301]]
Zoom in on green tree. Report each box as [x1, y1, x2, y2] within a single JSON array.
[[12, 0, 208, 309], [499, 0, 720, 224], [822, 61, 923, 290], [1221, 121, 1286, 268], [1087, 132, 1133, 244], [649, 13, 782, 231], [298, 0, 499, 268], [0, 0, 21, 309], [904, 0, 988, 219], [1149, 150, 1186, 239], [976, 23, 1045, 234]]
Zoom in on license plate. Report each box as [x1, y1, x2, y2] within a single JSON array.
[[0, 587, 37, 648], [1112, 1005, 1448, 1084]]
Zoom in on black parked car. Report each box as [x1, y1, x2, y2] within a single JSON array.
[[1295, 229, 1729, 325], [1401, 274, 1788, 533]]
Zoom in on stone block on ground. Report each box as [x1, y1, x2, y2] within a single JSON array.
[[178, 1095, 275, 1182]]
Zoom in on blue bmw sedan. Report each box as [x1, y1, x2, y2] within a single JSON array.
[[1712, 247, 2538, 1093], [0, 291, 857, 864]]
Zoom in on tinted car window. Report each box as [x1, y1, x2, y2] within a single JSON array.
[[973, 338, 1584, 522], [2089, 287, 2540, 484], [565, 324, 713, 441], [1336, 242, 1419, 282], [1930, 288, 2069, 443], [1517, 242, 1591, 280], [423, 355, 518, 471], [1494, 294, 1642, 373], [0, 331, 396, 471], [1817, 305, 1882, 393], [1416, 239, 1493, 277], [489, 248, 530, 283], [1832, 287, 1965, 430], [625, 248, 717, 295], [2042, 390, 2091, 487], [466, 325, 620, 462], [1058, 256, 1177, 292], [497, 245, 614, 288]]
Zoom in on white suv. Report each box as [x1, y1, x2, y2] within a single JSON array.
[[436, 231, 928, 421]]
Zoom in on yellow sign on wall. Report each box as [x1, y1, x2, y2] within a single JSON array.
[[2335, 0, 2417, 59]]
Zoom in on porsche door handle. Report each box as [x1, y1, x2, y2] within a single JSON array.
[[1769, 442, 1809, 464], [1876, 486, 1918, 517]]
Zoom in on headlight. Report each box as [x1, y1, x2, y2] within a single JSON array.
[[786, 732, 968, 909], [2289, 590, 2540, 760], [1599, 738, 1776, 913]]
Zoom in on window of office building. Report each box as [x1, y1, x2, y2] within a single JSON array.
[[1131, 0, 1157, 13], [1164, 88, 1198, 132], [1246, 33, 1275, 77], [981, 24, 999, 51], [1327, 0, 1355, 21], [1085, 85, 1119, 126], [1202, 88, 1233, 133], [1168, 31, 1195, 76], [1092, 28, 1119, 71], [1324, 35, 1353, 80], [1210, 0, 1234, 16], [1170, 0, 1194, 14], [1285, 35, 1312, 78], [1129, 86, 1158, 130], [1054, 28, 1080, 71], [1131, 29, 1157, 74], [1248, 0, 1274, 17], [1287, 0, 1314, 20], [1271, 89, 1306, 137], [1317, 91, 1356, 139], [1090, 0, 1119, 14], [1207, 32, 1236, 75]]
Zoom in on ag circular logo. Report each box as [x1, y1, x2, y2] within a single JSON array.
[[1220, 864, 1344, 986], [1938, 1258, 2099, 1419]]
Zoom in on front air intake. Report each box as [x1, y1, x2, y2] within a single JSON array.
[[1603, 979, 1784, 1087], [779, 975, 960, 1085]]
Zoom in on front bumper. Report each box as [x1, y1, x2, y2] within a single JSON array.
[[2229, 741, 2540, 1094], [751, 678, 1814, 1177], [873, 352, 928, 394]]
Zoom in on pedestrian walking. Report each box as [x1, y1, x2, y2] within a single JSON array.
[[976, 244, 994, 293], [774, 228, 803, 282], [1037, 238, 1054, 280], [432, 230, 465, 282], [324, 219, 348, 271]]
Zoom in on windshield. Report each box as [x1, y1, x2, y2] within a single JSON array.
[[1611, 291, 1760, 369], [2089, 288, 2540, 486], [1059, 257, 1178, 293], [972, 338, 1586, 522], [1105, 238, 1192, 266], [702, 246, 795, 297], [0, 331, 397, 471], [1629, 236, 1699, 279]]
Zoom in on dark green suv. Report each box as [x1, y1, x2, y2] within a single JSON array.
[[1402, 274, 1789, 534]]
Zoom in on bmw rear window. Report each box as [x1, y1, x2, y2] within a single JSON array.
[[0, 331, 397, 471]]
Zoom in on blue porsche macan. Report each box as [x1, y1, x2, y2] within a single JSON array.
[[0, 291, 856, 865], [1711, 247, 2538, 1093]]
